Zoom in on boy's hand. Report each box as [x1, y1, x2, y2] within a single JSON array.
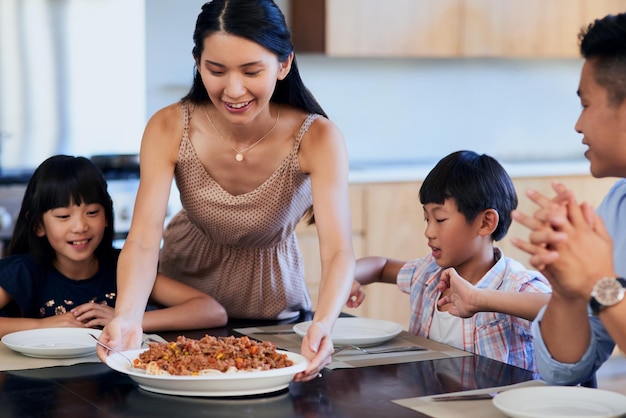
[[345, 280, 365, 308], [437, 268, 480, 318]]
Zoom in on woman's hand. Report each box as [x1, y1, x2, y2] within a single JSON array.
[[71, 302, 115, 328], [96, 315, 143, 362], [345, 280, 365, 308], [293, 321, 333, 382], [436, 268, 480, 318]]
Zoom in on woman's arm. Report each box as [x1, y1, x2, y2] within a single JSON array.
[[98, 104, 182, 357], [142, 273, 228, 332], [295, 117, 354, 381]]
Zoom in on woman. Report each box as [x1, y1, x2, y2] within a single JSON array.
[[98, 0, 354, 381]]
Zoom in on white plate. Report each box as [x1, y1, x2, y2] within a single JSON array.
[[493, 386, 626, 418], [106, 349, 308, 397], [1, 328, 101, 359], [293, 318, 403, 347]]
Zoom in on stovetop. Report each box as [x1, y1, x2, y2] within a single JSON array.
[[0, 169, 35, 185]]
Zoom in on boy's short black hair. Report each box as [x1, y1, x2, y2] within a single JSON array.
[[419, 150, 517, 241]]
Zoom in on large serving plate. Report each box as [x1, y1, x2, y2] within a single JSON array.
[[1, 328, 101, 359], [492, 386, 626, 418], [124, 390, 294, 416], [106, 349, 308, 397], [293, 317, 403, 347]]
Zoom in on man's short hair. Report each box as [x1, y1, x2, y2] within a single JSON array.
[[579, 13, 626, 106]]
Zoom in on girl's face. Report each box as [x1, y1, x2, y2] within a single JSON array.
[[197, 32, 292, 124], [36, 201, 107, 273], [423, 198, 485, 272]]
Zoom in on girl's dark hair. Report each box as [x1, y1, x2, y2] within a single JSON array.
[[181, 0, 327, 117], [579, 13, 626, 106], [8, 155, 115, 265], [419, 150, 518, 241]]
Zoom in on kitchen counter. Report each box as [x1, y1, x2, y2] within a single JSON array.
[[348, 158, 591, 184]]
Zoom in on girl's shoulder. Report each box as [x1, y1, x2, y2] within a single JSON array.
[[0, 253, 39, 271], [0, 253, 43, 285]]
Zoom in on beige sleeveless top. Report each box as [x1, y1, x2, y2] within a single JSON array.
[[158, 102, 319, 319]]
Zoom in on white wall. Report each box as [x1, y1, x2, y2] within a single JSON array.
[[145, 1, 587, 167], [0, 0, 146, 170], [0, 0, 588, 171], [64, 0, 146, 159], [297, 56, 586, 166]]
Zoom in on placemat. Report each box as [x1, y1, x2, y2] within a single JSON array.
[[0, 333, 165, 372], [392, 380, 546, 418], [235, 325, 472, 370]]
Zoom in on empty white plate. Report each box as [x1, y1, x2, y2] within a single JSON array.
[[2, 328, 100, 359], [293, 317, 403, 347], [492, 386, 626, 418]]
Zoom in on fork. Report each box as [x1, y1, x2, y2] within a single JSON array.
[[332, 344, 426, 356], [89, 333, 134, 367]]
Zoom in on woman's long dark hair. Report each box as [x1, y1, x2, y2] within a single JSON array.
[[8, 155, 115, 266], [182, 0, 327, 118]]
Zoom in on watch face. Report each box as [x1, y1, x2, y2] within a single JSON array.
[[594, 278, 625, 306]]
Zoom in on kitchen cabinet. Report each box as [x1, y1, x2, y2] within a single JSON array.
[[461, 0, 626, 57], [291, 0, 459, 57], [296, 174, 618, 329], [290, 0, 626, 57]]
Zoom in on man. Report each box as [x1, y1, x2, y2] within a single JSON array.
[[511, 12, 626, 385]]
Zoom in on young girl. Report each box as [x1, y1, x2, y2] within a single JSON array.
[[0, 155, 227, 338]]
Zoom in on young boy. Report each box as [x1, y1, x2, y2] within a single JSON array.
[[347, 150, 551, 372]]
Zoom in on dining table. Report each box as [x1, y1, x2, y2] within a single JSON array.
[[0, 311, 538, 417]]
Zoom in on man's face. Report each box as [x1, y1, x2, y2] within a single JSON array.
[[575, 60, 626, 178]]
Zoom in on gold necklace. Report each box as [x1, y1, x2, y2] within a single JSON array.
[[203, 106, 280, 162]]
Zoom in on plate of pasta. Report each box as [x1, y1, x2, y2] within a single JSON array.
[[105, 335, 307, 397]]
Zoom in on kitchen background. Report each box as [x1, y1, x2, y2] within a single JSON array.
[[0, 0, 612, 172], [2, 1, 625, 260], [2, 1, 626, 391], [1, 0, 624, 300]]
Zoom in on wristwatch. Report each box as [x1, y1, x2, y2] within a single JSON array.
[[589, 277, 626, 315]]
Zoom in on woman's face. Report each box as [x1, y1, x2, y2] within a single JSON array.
[[36, 201, 107, 271], [197, 32, 291, 124]]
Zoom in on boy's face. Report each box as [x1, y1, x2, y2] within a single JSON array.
[[575, 59, 626, 178], [422, 198, 485, 271]]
